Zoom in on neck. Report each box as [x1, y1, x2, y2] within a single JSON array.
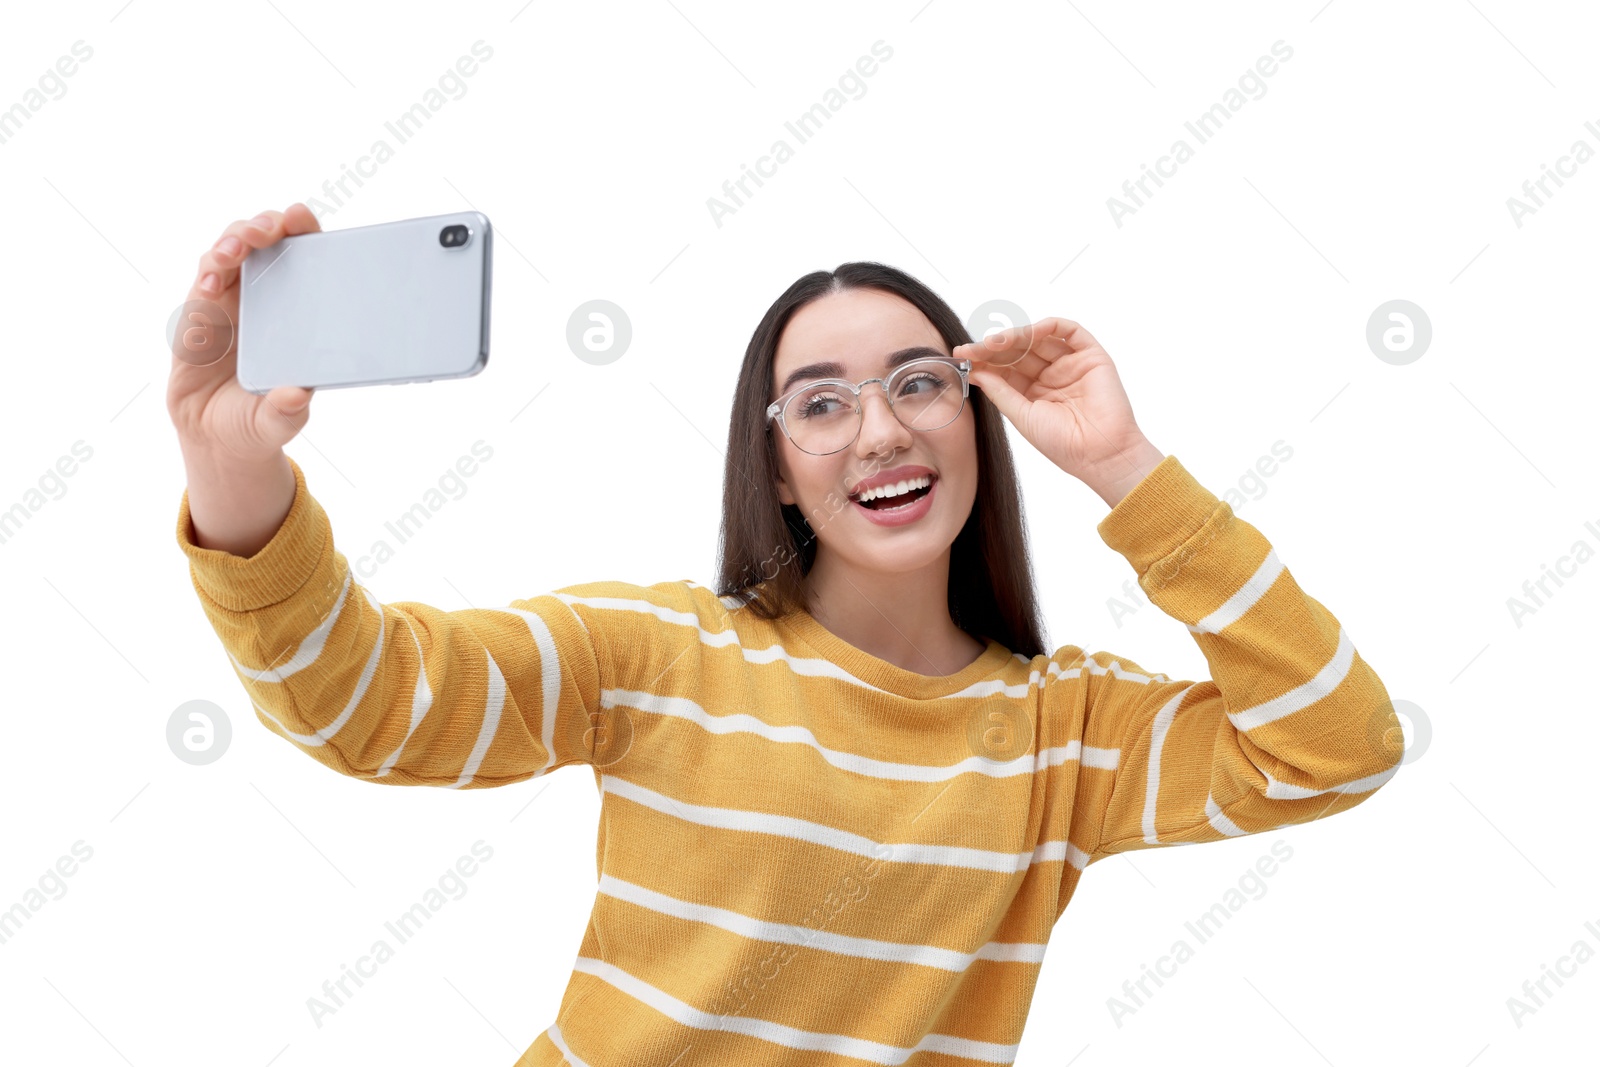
[[801, 546, 985, 677]]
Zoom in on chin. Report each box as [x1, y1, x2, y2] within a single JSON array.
[[860, 523, 957, 562]]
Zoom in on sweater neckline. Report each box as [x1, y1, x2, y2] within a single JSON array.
[[775, 608, 1014, 700]]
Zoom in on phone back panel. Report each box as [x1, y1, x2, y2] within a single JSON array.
[[237, 211, 492, 392]]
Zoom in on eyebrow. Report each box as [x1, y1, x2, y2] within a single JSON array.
[[776, 345, 948, 396]]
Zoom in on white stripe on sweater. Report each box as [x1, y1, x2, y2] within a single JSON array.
[[233, 585, 1121, 786], [230, 570, 355, 682], [449, 649, 505, 788], [493, 606, 569, 777], [545, 1023, 591, 1067], [560, 590, 1099, 698], [603, 687, 1119, 781], [1192, 548, 1285, 635], [1226, 625, 1357, 732], [1140, 685, 1196, 843], [1262, 761, 1399, 800], [1205, 794, 1248, 836], [1081, 656, 1171, 686], [230, 582, 1166, 709], [1042, 839, 1093, 871], [373, 614, 434, 777], [597, 873, 1047, 969], [601, 774, 1087, 874], [241, 587, 386, 746], [245, 582, 1369, 805], [571, 955, 1020, 1064]]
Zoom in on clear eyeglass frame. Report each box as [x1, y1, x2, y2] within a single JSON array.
[[764, 356, 972, 456]]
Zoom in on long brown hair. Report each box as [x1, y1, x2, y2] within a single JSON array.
[[713, 261, 1048, 659]]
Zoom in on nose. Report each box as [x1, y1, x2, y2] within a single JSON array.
[[855, 381, 911, 457]]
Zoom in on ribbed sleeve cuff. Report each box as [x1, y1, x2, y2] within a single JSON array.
[[1095, 454, 1228, 579], [175, 455, 330, 612]]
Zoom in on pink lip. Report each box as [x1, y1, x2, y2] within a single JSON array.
[[851, 476, 936, 527]]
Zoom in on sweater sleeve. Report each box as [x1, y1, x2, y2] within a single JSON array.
[[173, 455, 651, 788], [1072, 455, 1404, 862]]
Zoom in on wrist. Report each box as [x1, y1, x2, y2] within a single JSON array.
[[178, 436, 285, 476], [180, 445, 296, 557], [1084, 437, 1165, 510]]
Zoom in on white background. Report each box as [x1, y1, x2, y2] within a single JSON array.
[[0, 1, 1595, 1064]]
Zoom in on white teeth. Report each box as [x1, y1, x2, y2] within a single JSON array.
[[857, 474, 931, 502]]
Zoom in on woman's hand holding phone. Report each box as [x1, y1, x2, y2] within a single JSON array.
[[167, 203, 320, 557]]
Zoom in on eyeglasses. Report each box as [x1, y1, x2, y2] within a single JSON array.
[[765, 356, 971, 456]]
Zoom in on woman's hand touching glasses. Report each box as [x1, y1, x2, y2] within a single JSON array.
[[954, 318, 1166, 508]]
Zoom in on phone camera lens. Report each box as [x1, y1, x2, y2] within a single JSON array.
[[440, 224, 470, 248]]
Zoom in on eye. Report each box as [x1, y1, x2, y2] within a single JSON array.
[[896, 372, 945, 397], [797, 390, 847, 419]]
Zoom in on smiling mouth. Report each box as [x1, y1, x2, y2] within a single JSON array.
[[852, 475, 937, 510]]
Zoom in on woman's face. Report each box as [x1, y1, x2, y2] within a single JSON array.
[[771, 287, 978, 576]]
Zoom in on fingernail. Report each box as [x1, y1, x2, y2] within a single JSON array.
[[249, 214, 273, 231], [217, 236, 242, 256], [199, 272, 219, 293]]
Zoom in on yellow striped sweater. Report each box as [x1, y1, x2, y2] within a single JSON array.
[[174, 453, 1403, 1066]]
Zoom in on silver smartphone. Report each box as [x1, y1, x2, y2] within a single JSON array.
[[236, 211, 492, 392]]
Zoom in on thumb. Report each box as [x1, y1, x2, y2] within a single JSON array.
[[971, 367, 1029, 426], [260, 387, 315, 440], [267, 386, 314, 415]]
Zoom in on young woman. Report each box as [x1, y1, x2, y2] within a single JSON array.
[[170, 204, 1405, 1065]]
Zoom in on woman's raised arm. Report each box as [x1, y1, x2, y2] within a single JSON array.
[[168, 205, 625, 786], [175, 455, 618, 787], [1069, 455, 1404, 861]]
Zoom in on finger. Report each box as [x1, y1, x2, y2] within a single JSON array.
[[1029, 316, 1103, 354], [970, 364, 1031, 426], [193, 213, 276, 297], [237, 208, 286, 250], [193, 233, 247, 300], [957, 325, 1045, 365], [193, 207, 312, 300], [210, 210, 283, 256], [956, 325, 1025, 355], [966, 318, 1101, 360], [990, 320, 1076, 364], [281, 201, 322, 236], [258, 387, 315, 437], [265, 385, 314, 415], [956, 328, 1051, 377]]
